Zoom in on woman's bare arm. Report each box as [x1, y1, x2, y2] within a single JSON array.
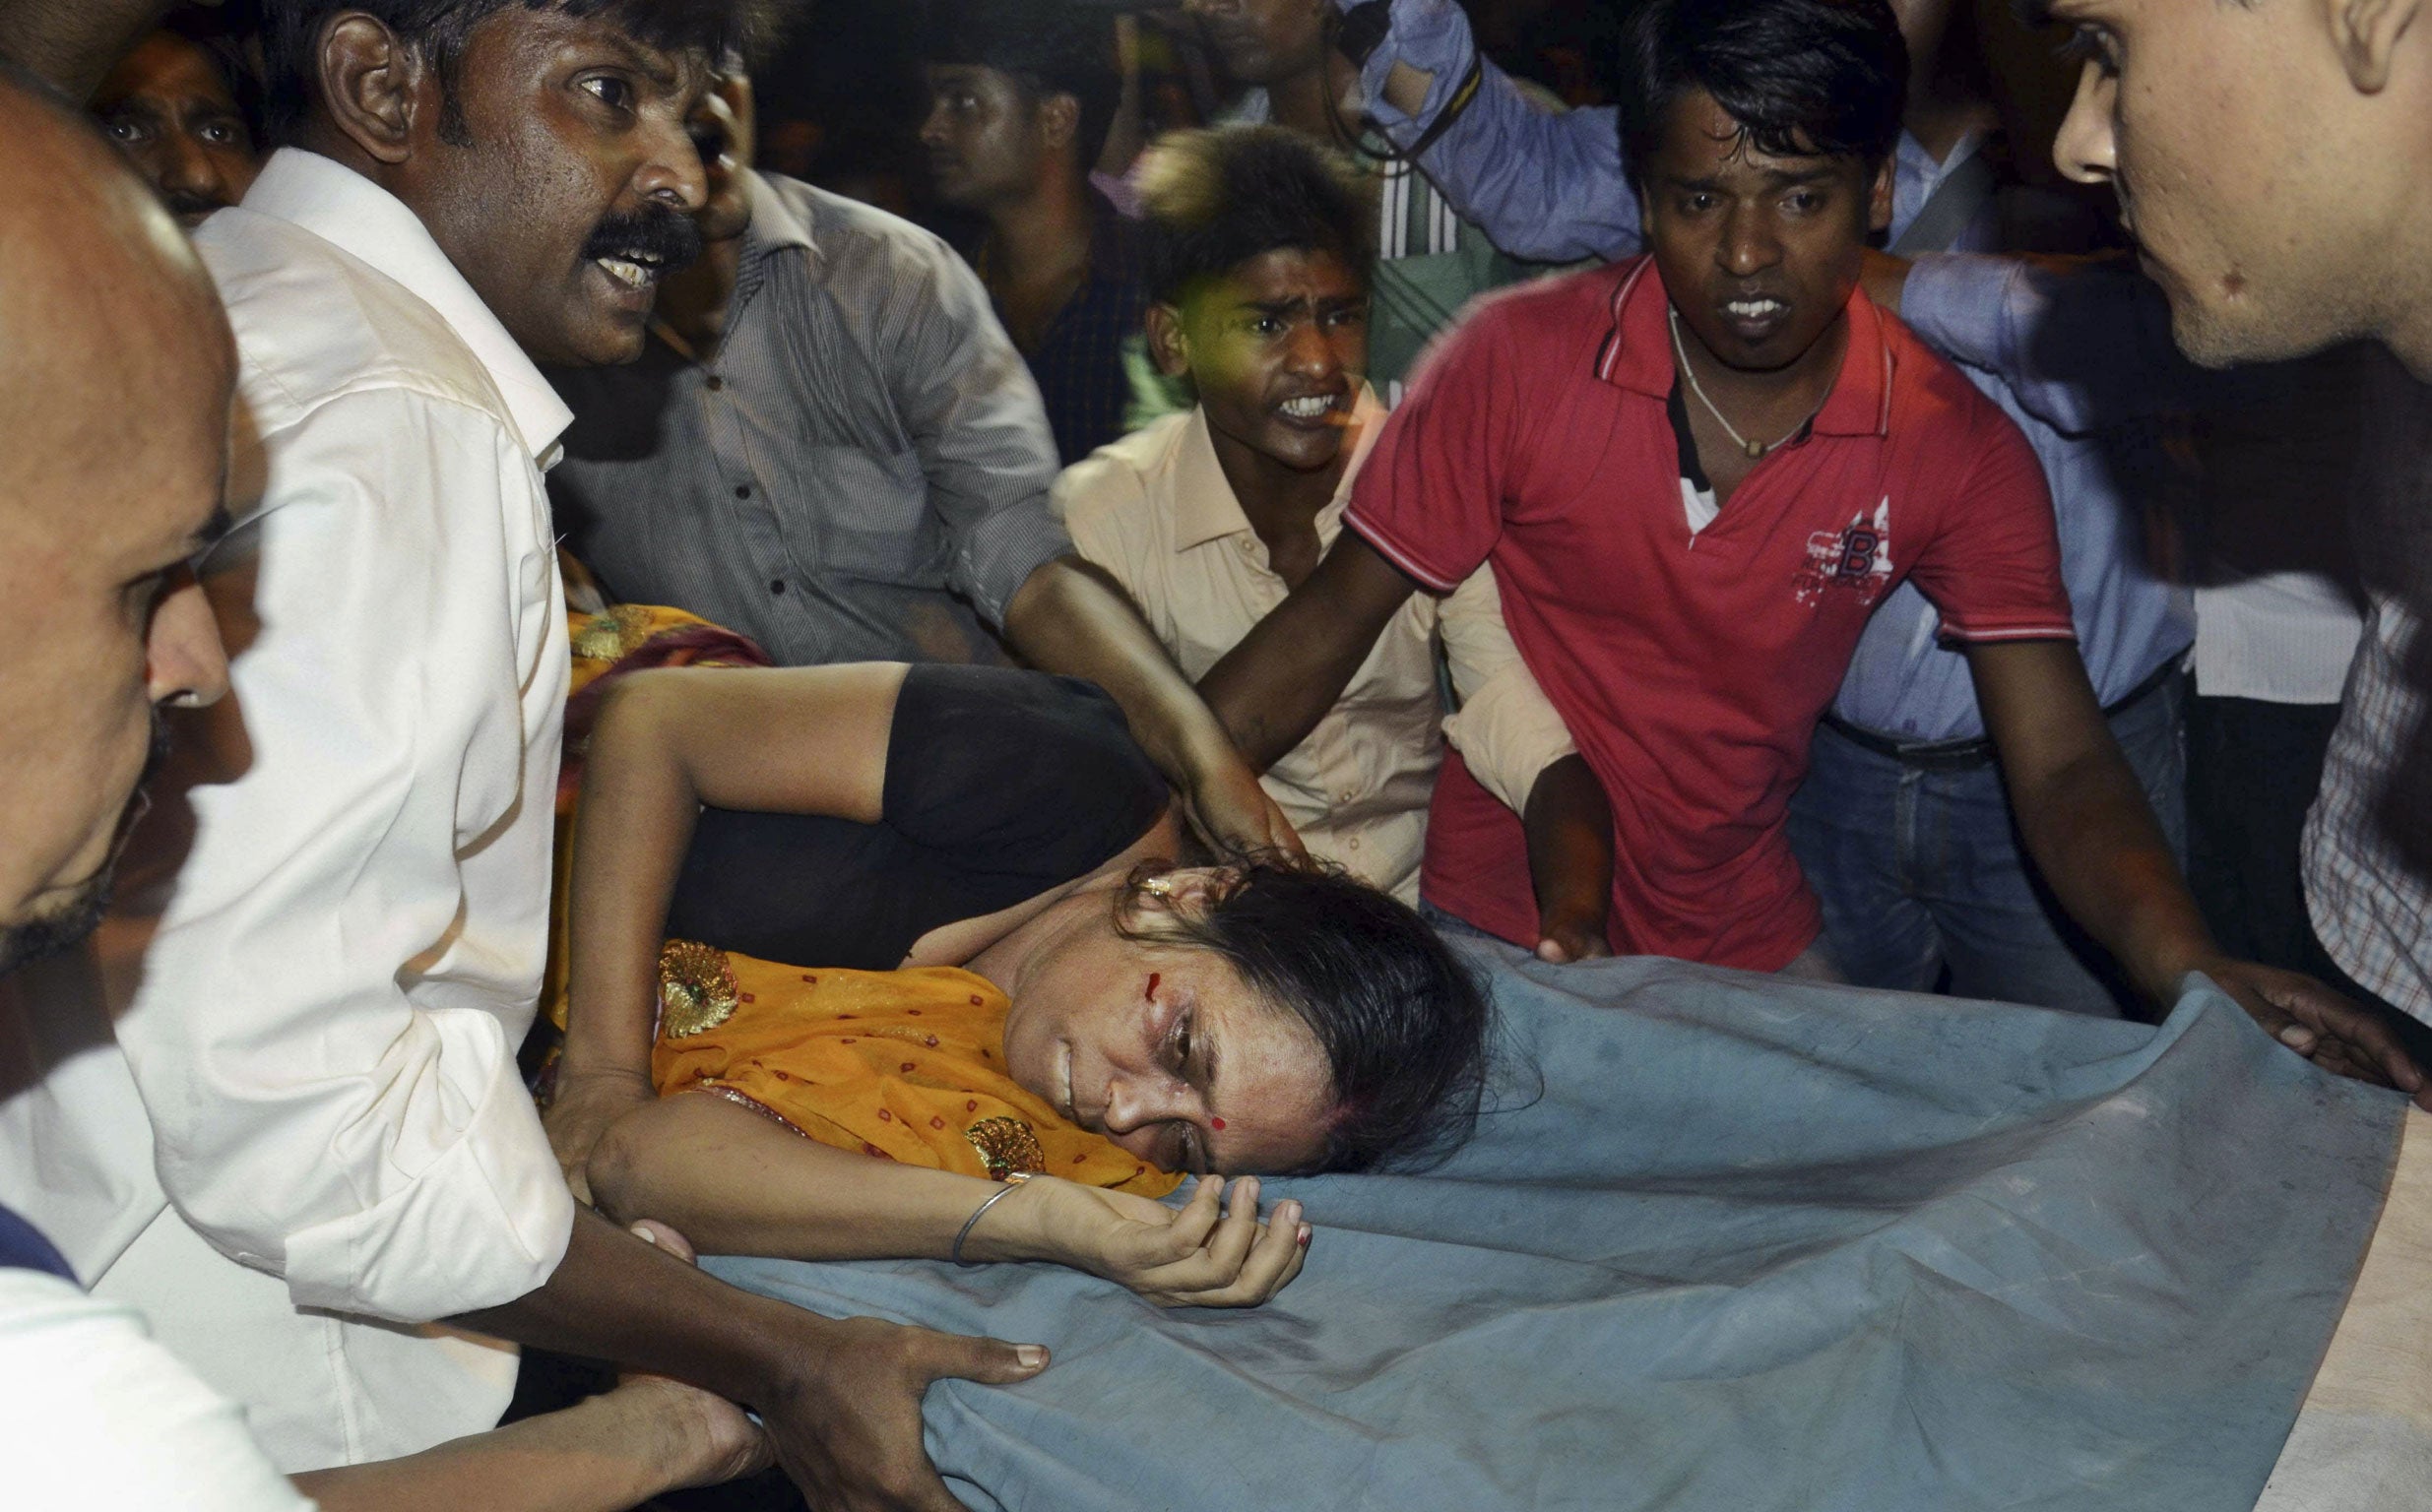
[[587, 1094, 1309, 1307], [550, 663, 910, 1191]]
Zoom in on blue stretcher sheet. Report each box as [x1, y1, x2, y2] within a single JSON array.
[[710, 946, 2404, 1511]]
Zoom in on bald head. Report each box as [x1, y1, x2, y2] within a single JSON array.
[[0, 67, 233, 974]]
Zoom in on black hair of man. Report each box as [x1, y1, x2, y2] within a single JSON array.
[[918, 0, 1120, 172], [1134, 124, 1373, 312], [159, 2, 271, 144], [257, 0, 798, 145], [1613, 0, 1908, 197]]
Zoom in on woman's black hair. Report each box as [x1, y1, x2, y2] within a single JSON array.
[[1133, 124, 1373, 311], [1118, 855, 1491, 1174], [1614, 0, 1908, 195], [257, 0, 799, 145], [919, 0, 1120, 175]]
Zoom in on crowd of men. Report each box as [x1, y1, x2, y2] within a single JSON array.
[[0, 0, 2428, 1507]]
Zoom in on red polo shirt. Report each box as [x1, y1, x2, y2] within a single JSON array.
[[1348, 257, 2075, 970]]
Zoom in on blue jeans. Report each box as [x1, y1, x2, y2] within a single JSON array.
[[1786, 672, 2188, 1016]]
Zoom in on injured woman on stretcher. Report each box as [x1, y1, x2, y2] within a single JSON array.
[[544, 611, 2432, 1512]]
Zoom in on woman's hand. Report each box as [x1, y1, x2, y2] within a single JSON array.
[[544, 1067, 660, 1204], [992, 1174, 1311, 1307]]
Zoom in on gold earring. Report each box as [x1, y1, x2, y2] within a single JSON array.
[[1143, 876, 1175, 899]]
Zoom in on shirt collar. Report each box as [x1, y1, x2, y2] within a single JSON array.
[[1170, 385, 1390, 552], [241, 149, 574, 465], [1593, 255, 1893, 439], [739, 169, 817, 267]]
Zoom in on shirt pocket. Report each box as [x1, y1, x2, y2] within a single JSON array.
[[786, 444, 933, 583]]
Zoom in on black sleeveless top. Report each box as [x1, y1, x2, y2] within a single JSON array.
[[663, 664, 1171, 970]]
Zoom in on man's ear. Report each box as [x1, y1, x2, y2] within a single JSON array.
[[318, 13, 429, 165], [1866, 157, 1893, 235], [2330, 0, 2419, 92], [1145, 302, 1191, 378]]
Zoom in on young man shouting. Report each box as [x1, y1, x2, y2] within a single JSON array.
[[1198, 0, 2423, 1093]]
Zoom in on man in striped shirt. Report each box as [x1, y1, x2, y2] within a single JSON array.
[[548, 61, 1296, 855]]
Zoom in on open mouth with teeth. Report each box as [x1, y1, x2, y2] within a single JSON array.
[[594, 253, 668, 292], [1724, 298, 1786, 319], [1277, 394, 1343, 421]]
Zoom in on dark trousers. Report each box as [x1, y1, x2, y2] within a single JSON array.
[[2184, 694, 2344, 977], [1787, 672, 2186, 1016]]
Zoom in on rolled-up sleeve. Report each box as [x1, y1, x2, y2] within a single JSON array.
[[115, 389, 575, 1323], [1438, 565, 1574, 814], [883, 231, 1071, 627], [1350, 0, 1638, 263]]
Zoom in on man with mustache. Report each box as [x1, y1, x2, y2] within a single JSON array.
[[0, 5, 1050, 1509], [0, 64, 786, 1511], [1193, 0, 2427, 1096], [89, 7, 264, 227], [544, 53, 1295, 879], [2040, 0, 2432, 1044]]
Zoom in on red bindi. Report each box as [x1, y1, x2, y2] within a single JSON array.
[[1144, 972, 1160, 1002], [1210, 1117, 1227, 1131]]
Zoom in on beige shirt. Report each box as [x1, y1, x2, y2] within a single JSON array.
[[1056, 393, 1573, 902]]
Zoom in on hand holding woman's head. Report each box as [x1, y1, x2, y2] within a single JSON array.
[[997, 856, 1490, 1177]]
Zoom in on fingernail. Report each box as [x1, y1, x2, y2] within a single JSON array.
[[2279, 1026, 2315, 1047], [630, 1223, 659, 1245], [1015, 1345, 1048, 1369], [1297, 1226, 1312, 1246]]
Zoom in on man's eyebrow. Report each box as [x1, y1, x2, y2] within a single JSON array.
[[596, 31, 684, 91], [1663, 164, 1838, 191], [2016, 0, 2060, 27], [1235, 297, 1313, 318]]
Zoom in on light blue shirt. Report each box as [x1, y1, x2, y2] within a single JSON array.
[[1351, 0, 2192, 739]]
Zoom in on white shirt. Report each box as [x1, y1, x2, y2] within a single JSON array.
[[2191, 570, 2364, 704], [0, 1269, 314, 1510], [0, 149, 575, 1466], [1056, 395, 1574, 902]]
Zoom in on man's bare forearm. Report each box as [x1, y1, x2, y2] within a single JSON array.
[[1523, 754, 1615, 957], [1197, 533, 1420, 770], [0, 0, 177, 99], [453, 1208, 815, 1408], [1004, 556, 1239, 785], [291, 1380, 738, 1512], [2007, 743, 2212, 1009], [1971, 642, 2213, 1010]]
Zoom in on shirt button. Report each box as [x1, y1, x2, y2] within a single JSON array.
[[770, 579, 787, 596], [704, 376, 725, 392], [1347, 838, 1361, 850], [735, 484, 751, 499]]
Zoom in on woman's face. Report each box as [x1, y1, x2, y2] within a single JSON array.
[[1000, 885, 1336, 1175]]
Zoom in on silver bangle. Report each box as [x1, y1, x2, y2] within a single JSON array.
[[951, 1170, 1035, 1268]]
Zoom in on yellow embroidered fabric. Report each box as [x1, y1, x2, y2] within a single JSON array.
[[651, 947, 1183, 1198]]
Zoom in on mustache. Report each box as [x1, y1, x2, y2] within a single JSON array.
[[161, 190, 225, 222], [580, 205, 704, 274]]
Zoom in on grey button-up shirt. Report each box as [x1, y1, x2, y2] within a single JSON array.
[[546, 170, 1069, 666]]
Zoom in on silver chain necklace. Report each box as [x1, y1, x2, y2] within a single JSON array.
[[1668, 304, 1823, 461]]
